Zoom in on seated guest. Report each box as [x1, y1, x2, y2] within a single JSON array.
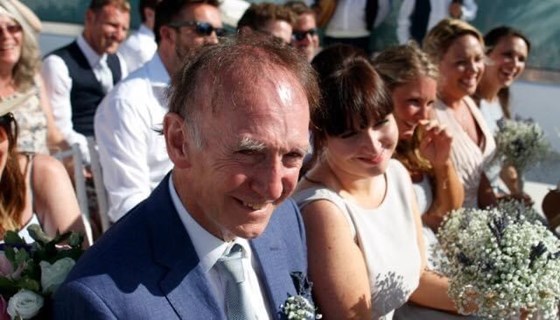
[[0, 103, 90, 246], [285, 1, 320, 62], [0, 4, 68, 154], [54, 35, 320, 319], [42, 0, 130, 163], [118, 0, 160, 73], [423, 18, 496, 208], [474, 26, 531, 198], [95, 0, 223, 223], [292, 44, 456, 319], [237, 2, 295, 45], [374, 43, 473, 319]]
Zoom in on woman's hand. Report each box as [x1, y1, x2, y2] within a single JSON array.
[[417, 120, 453, 167]]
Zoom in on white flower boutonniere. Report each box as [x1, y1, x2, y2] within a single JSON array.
[[280, 272, 322, 320]]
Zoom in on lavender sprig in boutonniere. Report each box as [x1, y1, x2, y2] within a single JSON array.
[[280, 272, 322, 320]]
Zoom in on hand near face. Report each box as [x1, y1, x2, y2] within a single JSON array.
[[416, 120, 453, 167]]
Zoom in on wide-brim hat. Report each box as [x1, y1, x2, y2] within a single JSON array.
[[0, 91, 35, 116]]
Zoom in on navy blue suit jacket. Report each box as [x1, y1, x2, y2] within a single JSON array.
[[54, 174, 309, 319]]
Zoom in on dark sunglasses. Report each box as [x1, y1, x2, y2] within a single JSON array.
[[292, 28, 318, 42], [0, 24, 23, 35], [168, 21, 226, 37], [0, 112, 17, 142]]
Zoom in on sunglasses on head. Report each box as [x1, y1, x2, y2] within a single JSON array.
[[292, 28, 318, 42], [0, 112, 16, 142], [168, 20, 226, 37], [0, 24, 23, 35]]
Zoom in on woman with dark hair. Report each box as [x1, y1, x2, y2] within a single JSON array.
[[474, 26, 531, 197], [292, 44, 455, 319], [423, 18, 496, 209], [0, 101, 89, 245]]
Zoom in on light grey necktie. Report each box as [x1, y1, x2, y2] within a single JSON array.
[[98, 57, 113, 94], [215, 243, 254, 320]]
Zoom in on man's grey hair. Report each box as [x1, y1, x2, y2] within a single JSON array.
[[166, 35, 320, 149]]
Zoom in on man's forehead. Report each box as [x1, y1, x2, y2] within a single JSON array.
[[177, 3, 219, 20]]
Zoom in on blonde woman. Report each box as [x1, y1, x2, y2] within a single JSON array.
[[423, 18, 496, 209]]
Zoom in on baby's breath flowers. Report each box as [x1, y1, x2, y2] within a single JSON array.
[[437, 200, 560, 319], [281, 295, 322, 320], [495, 117, 550, 174]]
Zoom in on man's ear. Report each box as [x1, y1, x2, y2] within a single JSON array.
[[84, 9, 95, 27], [238, 26, 254, 37], [159, 25, 175, 44], [164, 112, 191, 168]]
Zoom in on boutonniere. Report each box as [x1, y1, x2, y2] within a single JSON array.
[[280, 272, 322, 320]]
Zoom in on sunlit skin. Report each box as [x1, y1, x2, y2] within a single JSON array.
[[392, 76, 437, 140], [171, 4, 222, 62], [166, 68, 310, 241], [437, 34, 485, 104], [261, 19, 293, 45], [325, 115, 399, 180], [0, 15, 22, 72], [0, 125, 8, 179], [291, 13, 319, 62], [83, 4, 130, 55], [484, 35, 529, 91]]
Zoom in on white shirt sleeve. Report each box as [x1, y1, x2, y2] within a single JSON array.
[[461, 0, 478, 21], [41, 54, 90, 162], [397, 0, 416, 44], [95, 93, 152, 222], [117, 52, 129, 80]]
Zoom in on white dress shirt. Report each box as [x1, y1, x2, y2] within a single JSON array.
[[95, 53, 172, 223], [325, 0, 392, 38], [118, 24, 157, 73], [168, 177, 272, 319], [397, 0, 478, 44], [41, 35, 128, 162]]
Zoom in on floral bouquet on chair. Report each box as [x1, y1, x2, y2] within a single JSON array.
[[495, 117, 550, 191], [0, 224, 84, 319], [437, 200, 560, 319]]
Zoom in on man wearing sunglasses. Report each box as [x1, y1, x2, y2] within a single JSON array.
[[285, 1, 320, 62], [237, 3, 295, 46], [94, 0, 223, 223]]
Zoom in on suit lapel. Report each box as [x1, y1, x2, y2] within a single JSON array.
[[251, 220, 298, 319], [147, 174, 225, 319]]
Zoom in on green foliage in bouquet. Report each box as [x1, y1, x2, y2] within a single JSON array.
[[437, 200, 560, 319], [0, 224, 84, 319]]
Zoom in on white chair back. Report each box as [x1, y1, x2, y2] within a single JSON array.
[[52, 144, 93, 245], [87, 137, 111, 233]]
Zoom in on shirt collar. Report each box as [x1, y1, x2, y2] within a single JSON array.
[[77, 34, 107, 68], [138, 24, 155, 39], [145, 53, 170, 87], [168, 175, 252, 273]]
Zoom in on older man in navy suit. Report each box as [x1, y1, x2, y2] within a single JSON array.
[[53, 22, 321, 320]]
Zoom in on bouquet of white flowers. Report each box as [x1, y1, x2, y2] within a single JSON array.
[[495, 117, 549, 174], [0, 224, 84, 319], [437, 200, 560, 319]]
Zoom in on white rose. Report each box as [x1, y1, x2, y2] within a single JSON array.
[[7, 290, 44, 319], [40, 257, 76, 294]]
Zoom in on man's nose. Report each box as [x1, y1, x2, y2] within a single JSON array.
[[252, 158, 284, 201]]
